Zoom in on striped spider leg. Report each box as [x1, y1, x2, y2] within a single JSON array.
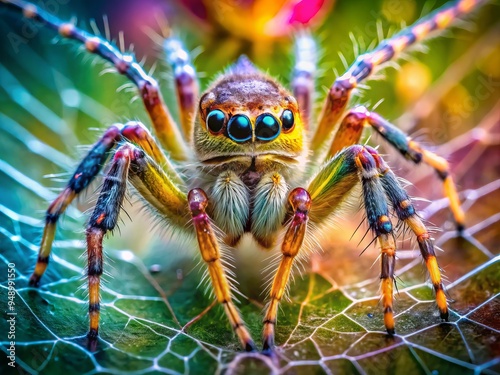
[[310, 0, 487, 230], [3, 0, 191, 161]]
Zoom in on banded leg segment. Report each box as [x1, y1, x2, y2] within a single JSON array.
[[29, 126, 121, 286], [308, 145, 449, 333], [292, 34, 317, 130], [188, 189, 256, 352], [29, 122, 184, 286], [86, 143, 188, 339], [379, 234, 397, 334], [311, 0, 486, 152], [3, 0, 188, 160], [262, 188, 311, 351], [335, 106, 463, 229], [373, 154, 448, 320], [164, 37, 199, 142], [121, 121, 183, 185], [86, 145, 132, 338], [368, 109, 463, 228]]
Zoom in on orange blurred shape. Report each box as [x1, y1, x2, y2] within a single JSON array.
[[396, 61, 432, 103], [178, 0, 333, 41]]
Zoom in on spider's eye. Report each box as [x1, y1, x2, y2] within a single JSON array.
[[255, 113, 280, 141], [227, 115, 252, 143], [281, 109, 294, 131], [206, 109, 226, 134]]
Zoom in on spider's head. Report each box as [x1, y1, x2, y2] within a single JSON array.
[[194, 56, 306, 164]]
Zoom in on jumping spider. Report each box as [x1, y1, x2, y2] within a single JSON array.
[[2, 0, 482, 353]]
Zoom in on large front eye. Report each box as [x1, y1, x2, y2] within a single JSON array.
[[206, 109, 226, 134], [227, 115, 252, 142], [255, 113, 280, 141], [281, 109, 294, 131]]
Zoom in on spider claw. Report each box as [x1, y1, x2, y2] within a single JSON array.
[[86, 333, 99, 352], [28, 275, 41, 287], [386, 327, 395, 336], [261, 345, 280, 364], [245, 341, 257, 352], [87, 328, 99, 340], [440, 311, 449, 322], [262, 337, 273, 352], [261, 346, 276, 359]]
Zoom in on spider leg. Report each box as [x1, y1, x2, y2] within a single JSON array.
[[30, 122, 183, 286], [306, 145, 448, 334], [369, 150, 449, 321], [188, 189, 256, 352], [3, 0, 189, 160], [292, 33, 317, 130], [30, 125, 121, 286], [310, 0, 485, 154], [86, 143, 188, 340], [262, 188, 311, 352], [325, 106, 464, 230], [86, 146, 132, 340], [164, 36, 199, 142]]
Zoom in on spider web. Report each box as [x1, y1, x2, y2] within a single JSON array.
[[1, 3, 500, 374]]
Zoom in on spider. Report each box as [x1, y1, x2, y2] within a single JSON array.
[[2, 0, 483, 353]]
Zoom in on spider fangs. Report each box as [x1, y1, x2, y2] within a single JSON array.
[[3, 0, 486, 353]]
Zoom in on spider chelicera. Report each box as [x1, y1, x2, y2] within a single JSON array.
[[2, 0, 482, 353]]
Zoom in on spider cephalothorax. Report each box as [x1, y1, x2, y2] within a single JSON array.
[[2, 0, 485, 353], [193, 57, 308, 248], [195, 57, 307, 168]]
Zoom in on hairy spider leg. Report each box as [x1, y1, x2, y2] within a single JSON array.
[[86, 143, 189, 341], [188, 189, 257, 352], [86, 146, 132, 340], [370, 152, 449, 320], [121, 121, 184, 186], [304, 145, 448, 335], [325, 106, 465, 229], [378, 233, 397, 334], [311, 0, 486, 153], [262, 188, 311, 351], [3, 0, 189, 160], [292, 33, 317, 130], [29, 122, 183, 286], [164, 37, 199, 142], [29, 126, 120, 287]]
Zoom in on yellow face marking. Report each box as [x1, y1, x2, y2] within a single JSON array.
[[195, 71, 306, 164]]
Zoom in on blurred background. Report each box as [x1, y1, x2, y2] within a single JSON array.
[[0, 0, 499, 373]]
